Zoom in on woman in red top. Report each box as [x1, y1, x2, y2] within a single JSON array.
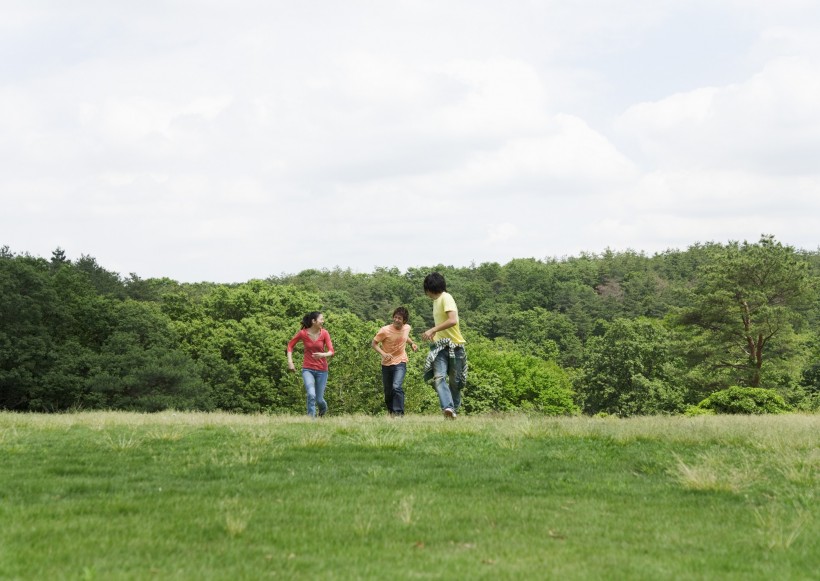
[[287, 311, 335, 417]]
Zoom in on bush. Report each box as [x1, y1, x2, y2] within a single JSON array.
[[684, 405, 715, 416], [696, 386, 791, 415], [465, 337, 578, 415]]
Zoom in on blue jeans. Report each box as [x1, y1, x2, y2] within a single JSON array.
[[381, 363, 406, 415], [301, 368, 328, 418], [432, 347, 465, 411]]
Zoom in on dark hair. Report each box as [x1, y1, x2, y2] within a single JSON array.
[[392, 306, 409, 324], [300, 311, 322, 329], [423, 272, 446, 294]]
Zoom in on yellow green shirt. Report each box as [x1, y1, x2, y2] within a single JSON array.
[[432, 292, 466, 344]]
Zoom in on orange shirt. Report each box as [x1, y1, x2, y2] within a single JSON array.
[[373, 324, 411, 366]]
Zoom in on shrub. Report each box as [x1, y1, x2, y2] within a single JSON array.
[[684, 405, 715, 416], [697, 386, 791, 415], [465, 337, 578, 415]]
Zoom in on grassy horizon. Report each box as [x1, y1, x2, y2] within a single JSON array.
[[1, 412, 817, 580]]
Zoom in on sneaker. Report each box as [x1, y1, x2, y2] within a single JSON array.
[[443, 408, 457, 419], [318, 408, 327, 418]]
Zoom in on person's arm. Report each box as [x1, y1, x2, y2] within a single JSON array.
[[312, 330, 335, 359], [422, 311, 457, 342], [372, 338, 390, 362], [406, 327, 419, 352], [372, 329, 389, 357], [286, 332, 301, 372]]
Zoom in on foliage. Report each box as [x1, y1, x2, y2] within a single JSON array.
[[697, 386, 792, 414], [0, 254, 205, 412], [578, 317, 685, 416], [169, 281, 320, 413], [475, 306, 583, 367], [684, 405, 716, 416], [3, 235, 820, 414], [679, 235, 812, 388], [465, 337, 578, 414], [317, 310, 386, 415]]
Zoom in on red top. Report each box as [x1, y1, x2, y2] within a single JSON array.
[[287, 328, 335, 371]]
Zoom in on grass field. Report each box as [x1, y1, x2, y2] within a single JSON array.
[[0, 412, 817, 580]]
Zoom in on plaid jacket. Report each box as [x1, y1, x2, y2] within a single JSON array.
[[422, 338, 468, 389]]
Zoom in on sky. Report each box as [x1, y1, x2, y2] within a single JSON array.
[[3, 0, 820, 283]]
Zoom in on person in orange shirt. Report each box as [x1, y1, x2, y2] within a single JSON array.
[[372, 307, 418, 416]]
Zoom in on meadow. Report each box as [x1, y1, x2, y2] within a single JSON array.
[[0, 412, 817, 580]]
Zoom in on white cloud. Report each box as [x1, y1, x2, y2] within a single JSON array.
[[431, 58, 551, 135], [446, 114, 638, 192], [617, 56, 820, 174], [2, 1, 820, 281], [487, 222, 520, 243]]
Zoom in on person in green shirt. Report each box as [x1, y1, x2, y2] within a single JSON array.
[[421, 272, 467, 419]]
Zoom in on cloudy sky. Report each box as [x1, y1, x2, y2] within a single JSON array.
[[3, 1, 820, 282]]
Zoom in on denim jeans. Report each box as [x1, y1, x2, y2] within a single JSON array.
[[381, 362, 406, 415], [301, 368, 328, 417], [432, 346, 465, 411]]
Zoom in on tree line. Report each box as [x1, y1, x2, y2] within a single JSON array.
[[2, 235, 819, 415]]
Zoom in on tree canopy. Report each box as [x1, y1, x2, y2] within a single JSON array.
[[2, 236, 818, 414]]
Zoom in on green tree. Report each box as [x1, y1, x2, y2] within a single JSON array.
[[579, 317, 683, 416], [680, 236, 811, 389], [0, 254, 107, 410], [74, 254, 126, 298], [167, 281, 322, 413], [50, 247, 68, 268], [498, 307, 582, 367], [317, 311, 385, 414]]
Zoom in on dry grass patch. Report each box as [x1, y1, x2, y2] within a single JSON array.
[[297, 431, 333, 448], [671, 450, 757, 493], [101, 431, 143, 452], [220, 497, 255, 538], [351, 423, 407, 449], [397, 495, 416, 525], [754, 502, 811, 550], [209, 446, 261, 467]]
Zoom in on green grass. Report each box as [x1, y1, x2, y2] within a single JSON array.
[[0, 412, 817, 580]]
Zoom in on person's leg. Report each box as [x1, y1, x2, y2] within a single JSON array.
[[391, 362, 406, 416], [450, 347, 465, 411], [301, 369, 317, 417], [314, 370, 329, 416], [432, 350, 454, 411], [381, 365, 394, 414]]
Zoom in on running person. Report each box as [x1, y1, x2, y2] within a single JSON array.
[[372, 307, 418, 416], [421, 273, 467, 419], [287, 311, 334, 417]]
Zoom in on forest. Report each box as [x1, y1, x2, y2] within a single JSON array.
[[2, 235, 819, 416]]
